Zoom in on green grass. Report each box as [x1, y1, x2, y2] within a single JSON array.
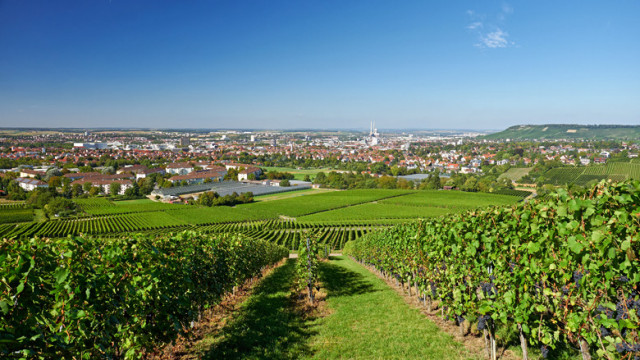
[[199, 259, 314, 359], [193, 256, 477, 359], [305, 256, 478, 359]]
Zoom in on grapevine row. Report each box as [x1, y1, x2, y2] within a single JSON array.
[[345, 181, 640, 359]]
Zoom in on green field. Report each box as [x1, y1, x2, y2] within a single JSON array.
[[0, 208, 34, 224], [497, 167, 532, 182], [299, 191, 519, 221], [542, 162, 640, 185], [0, 189, 522, 249]]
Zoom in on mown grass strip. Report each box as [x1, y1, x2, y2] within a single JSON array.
[[306, 256, 479, 360], [199, 259, 315, 360]]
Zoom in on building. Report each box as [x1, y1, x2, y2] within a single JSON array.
[[166, 162, 194, 175], [19, 169, 46, 178], [71, 179, 133, 195], [135, 168, 166, 180], [237, 166, 263, 181], [168, 170, 226, 185], [16, 177, 49, 191]]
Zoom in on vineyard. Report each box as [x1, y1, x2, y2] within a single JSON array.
[[0, 190, 522, 251], [0, 231, 289, 358], [543, 162, 640, 186], [0, 208, 34, 224], [344, 181, 640, 359]]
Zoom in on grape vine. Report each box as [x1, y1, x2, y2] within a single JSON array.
[[344, 181, 640, 360]]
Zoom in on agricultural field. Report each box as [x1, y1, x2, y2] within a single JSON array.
[[0, 208, 34, 224], [497, 167, 532, 182], [299, 191, 519, 222], [2, 189, 523, 249], [542, 162, 640, 185], [238, 188, 412, 218], [378, 190, 519, 209]]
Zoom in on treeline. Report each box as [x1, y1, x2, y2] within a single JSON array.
[[190, 191, 254, 207], [311, 171, 514, 194]]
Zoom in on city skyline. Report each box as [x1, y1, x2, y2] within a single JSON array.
[[1, 0, 638, 129]]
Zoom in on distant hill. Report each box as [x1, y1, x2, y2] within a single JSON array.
[[482, 124, 640, 140]]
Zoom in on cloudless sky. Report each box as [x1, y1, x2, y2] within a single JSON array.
[[0, 0, 638, 130]]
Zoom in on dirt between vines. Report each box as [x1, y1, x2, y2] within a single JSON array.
[[147, 259, 288, 360], [361, 262, 521, 360], [147, 258, 330, 360]]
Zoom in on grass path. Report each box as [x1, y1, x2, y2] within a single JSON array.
[[304, 256, 479, 359], [198, 259, 314, 359], [193, 256, 478, 359]]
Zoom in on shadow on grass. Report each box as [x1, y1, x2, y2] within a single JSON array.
[[202, 259, 315, 360], [319, 259, 378, 297]]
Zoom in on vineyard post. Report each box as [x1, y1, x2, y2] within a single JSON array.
[[306, 236, 315, 304], [517, 323, 528, 360], [483, 329, 491, 359], [490, 323, 497, 360], [579, 339, 591, 360]]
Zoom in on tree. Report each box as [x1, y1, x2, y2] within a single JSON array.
[[462, 177, 479, 192], [280, 179, 291, 187], [110, 182, 122, 196], [314, 172, 326, 184], [83, 181, 93, 193], [48, 176, 62, 189], [72, 183, 83, 197], [224, 168, 239, 181], [397, 178, 413, 189], [377, 176, 397, 189], [303, 175, 311, 182], [44, 167, 62, 181], [44, 197, 76, 217]]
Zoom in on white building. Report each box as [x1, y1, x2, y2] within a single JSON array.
[[16, 177, 49, 191], [166, 162, 194, 175]]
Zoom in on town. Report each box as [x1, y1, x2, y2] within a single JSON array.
[[2, 125, 640, 206]]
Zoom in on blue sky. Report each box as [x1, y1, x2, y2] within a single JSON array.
[[0, 0, 638, 130]]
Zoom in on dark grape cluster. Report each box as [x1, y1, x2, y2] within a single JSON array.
[[616, 342, 640, 354], [573, 270, 583, 289], [477, 314, 491, 330], [540, 345, 549, 358], [480, 282, 496, 296], [456, 314, 465, 324], [430, 280, 437, 297], [619, 275, 629, 283]]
